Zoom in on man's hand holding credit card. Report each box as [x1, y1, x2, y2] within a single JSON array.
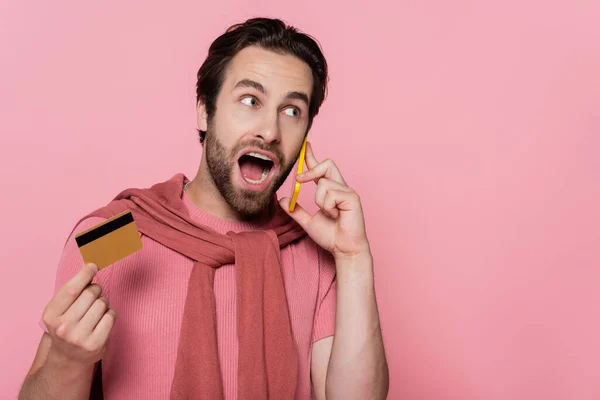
[[40, 262, 115, 380], [36, 211, 143, 395]]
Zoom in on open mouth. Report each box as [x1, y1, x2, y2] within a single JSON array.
[[238, 152, 275, 185]]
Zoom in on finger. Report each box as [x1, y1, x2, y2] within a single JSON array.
[[298, 158, 346, 186], [279, 197, 313, 230], [61, 284, 103, 323], [304, 141, 319, 170], [314, 178, 351, 212], [323, 189, 360, 213], [89, 309, 116, 349], [77, 296, 110, 335], [315, 178, 352, 198], [322, 191, 340, 219], [48, 264, 98, 317]]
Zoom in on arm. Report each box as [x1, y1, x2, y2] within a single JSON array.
[[283, 141, 389, 399], [19, 263, 114, 400], [20, 217, 114, 400], [310, 254, 388, 400], [326, 252, 388, 399], [19, 333, 97, 400]]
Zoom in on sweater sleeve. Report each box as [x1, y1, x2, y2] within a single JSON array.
[[311, 246, 337, 343], [39, 216, 112, 333]]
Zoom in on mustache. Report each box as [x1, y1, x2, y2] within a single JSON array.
[[231, 140, 285, 164]]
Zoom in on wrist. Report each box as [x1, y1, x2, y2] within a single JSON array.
[[45, 348, 92, 382], [334, 250, 374, 282], [333, 239, 372, 263], [334, 247, 373, 267]]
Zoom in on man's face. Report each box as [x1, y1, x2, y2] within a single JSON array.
[[197, 46, 313, 217]]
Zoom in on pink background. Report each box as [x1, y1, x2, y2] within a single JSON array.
[[2, 1, 600, 399]]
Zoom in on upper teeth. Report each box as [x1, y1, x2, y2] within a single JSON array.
[[247, 152, 272, 162]]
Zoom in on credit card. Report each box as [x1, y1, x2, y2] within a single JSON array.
[[75, 210, 143, 270]]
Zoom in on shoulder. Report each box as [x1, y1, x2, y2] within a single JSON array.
[[64, 201, 136, 247], [59, 215, 109, 253], [50, 215, 114, 297], [70, 216, 109, 237]]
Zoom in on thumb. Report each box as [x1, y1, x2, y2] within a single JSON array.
[[279, 198, 313, 230]]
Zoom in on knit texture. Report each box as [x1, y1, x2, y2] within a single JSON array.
[[42, 175, 337, 399]]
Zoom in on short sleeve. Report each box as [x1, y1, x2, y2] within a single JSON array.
[[39, 216, 113, 333], [311, 246, 337, 343]]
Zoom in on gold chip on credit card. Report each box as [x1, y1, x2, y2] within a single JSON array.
[[75, 210, 143, 270]]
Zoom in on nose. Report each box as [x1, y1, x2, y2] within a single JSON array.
[[253, 110, 281, 144]]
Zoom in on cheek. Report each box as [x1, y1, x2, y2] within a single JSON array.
[[225, 107, 262, 140], [230, 104, 260, 125], [281, 137, 306, 165], [213, 107, 250, 143], [280, 118, 308, 146]]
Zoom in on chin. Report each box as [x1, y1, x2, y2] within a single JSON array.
[[230, 185, 277, 218]]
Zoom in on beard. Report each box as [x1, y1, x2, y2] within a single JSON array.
[[204, 124, 298, 219]]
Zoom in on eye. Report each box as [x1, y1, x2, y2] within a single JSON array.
[[283, 107, 300, 118], [241, 96, 258, 107]]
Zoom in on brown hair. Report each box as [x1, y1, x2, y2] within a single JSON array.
[[196, 17, 329, 143]]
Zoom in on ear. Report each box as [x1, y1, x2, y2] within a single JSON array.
[[196, 99, 208, 132]]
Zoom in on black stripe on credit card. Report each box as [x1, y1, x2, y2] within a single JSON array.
[[75, 212, 135, 248]]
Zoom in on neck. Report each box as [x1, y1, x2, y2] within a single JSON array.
[[186, 161, 274, 223]]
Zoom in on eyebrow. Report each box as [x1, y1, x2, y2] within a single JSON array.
[[233, 79, 310, 107], [284, 90, 310, 107], [234, 79, 266, 94]]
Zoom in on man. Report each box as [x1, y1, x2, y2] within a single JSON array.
[[19, 17, 389, 399]]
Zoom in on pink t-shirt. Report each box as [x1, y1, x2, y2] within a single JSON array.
[[43, 191, 337, 399]]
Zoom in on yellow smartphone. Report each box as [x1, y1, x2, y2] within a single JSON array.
[[289, 137, 308, 212]]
